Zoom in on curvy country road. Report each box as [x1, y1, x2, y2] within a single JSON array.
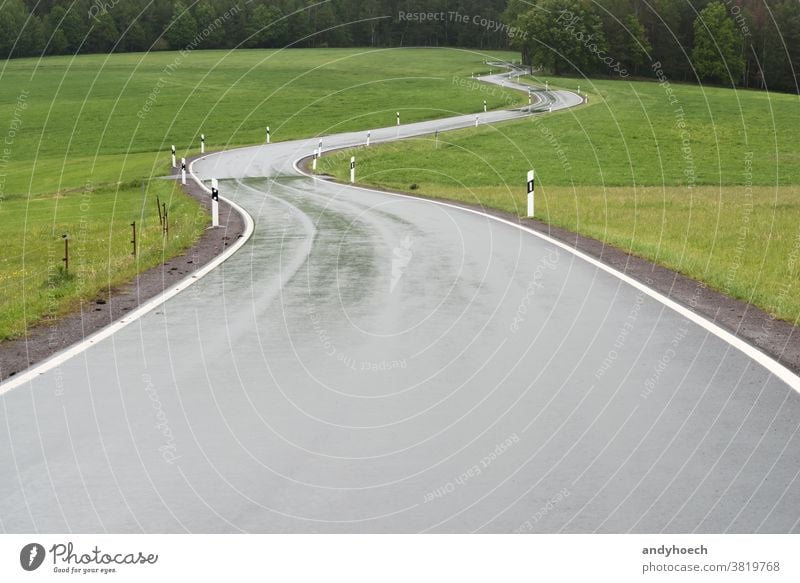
[[1, 69, 799, 533]]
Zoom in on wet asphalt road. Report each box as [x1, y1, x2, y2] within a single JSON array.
[[1, 72, 798, 533]]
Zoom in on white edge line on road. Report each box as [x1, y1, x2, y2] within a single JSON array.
[[292, 153, 800, 395], [0, 159, 256, 395]]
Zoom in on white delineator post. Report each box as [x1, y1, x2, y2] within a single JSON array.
[[171, 145, 176, 168], [201, 134, 205, 154], [527, 170, 535, 218], [210, 178, 219, 227], [350, 156, 355, 184], [312, 151, 317, 171], [366, 131, 371, 147], [475, 115, 479, 127], [483, 100, 487, 112], [396, 112, 400, 126], [545, 81, 549, 91], [267, 126, 271, 144], [181, 158, 186, 185]]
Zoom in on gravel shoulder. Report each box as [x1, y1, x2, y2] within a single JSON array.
[[443, 199, 800, 374]]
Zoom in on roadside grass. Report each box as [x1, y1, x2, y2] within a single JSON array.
[[0, 48, 519, 340], [0, 180, 207, 340], [317, 75, 800, 324]]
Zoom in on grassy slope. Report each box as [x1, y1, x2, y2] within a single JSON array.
[[0, 48, 520, 340], [319, 75, 800, 324]]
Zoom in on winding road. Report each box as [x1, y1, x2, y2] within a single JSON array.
[[1, 67, 798, 533]]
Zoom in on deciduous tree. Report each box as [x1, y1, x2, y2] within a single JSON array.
[[692, 1, 745, 84]]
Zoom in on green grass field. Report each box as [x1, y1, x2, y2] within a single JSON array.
[[0, 180, 208, 340], [318, 75, 800, 325], [0, 48, 520, 341]]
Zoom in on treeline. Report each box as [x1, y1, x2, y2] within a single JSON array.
[[1, 0, 798, 93], [506, 0, 800, 92], [0, 0, 509, 58]]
